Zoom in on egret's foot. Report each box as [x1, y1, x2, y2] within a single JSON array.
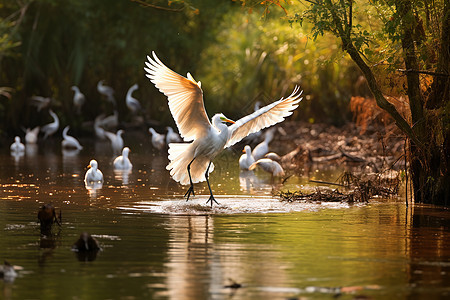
[[184, 185, 195, 201], [206, 196, 219, 207]]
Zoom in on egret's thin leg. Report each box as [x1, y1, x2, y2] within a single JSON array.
[[205, 162, 219, 207], [184, 158, 196, 201]]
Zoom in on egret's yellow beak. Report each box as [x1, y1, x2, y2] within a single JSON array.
[[220, 116, 235, 124], [87, 164, 92, 169], [242, 149, 246, 153]]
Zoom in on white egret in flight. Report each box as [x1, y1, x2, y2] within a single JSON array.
[[30, 96, 51, 112], [144, 52, 302, 206]]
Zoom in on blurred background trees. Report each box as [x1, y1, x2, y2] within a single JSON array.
[[0, 0, 365, 138], [1, 0, 448, 204]]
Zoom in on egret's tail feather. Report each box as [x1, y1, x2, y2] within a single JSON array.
[[166, 143, 214, 185]]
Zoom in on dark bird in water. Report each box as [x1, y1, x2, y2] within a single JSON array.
[[0, 261, 18, 283], [38, 204, 61, 234], [72, 232, 101, 262]]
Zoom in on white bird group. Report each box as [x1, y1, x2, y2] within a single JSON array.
[[148, 126, 182, 151], [238, 128, 285, 177], [84, 146, 133, 186], [145, 51, 302, 206]]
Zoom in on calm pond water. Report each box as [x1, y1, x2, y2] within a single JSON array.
[[1, 133, 450, 299]]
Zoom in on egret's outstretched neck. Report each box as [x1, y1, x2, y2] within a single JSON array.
[[62, 126, 69, 138], [212, 114, 228, 133], [50, 110, 58, 122], [123, 148, 129, 158], [127, 84, 138, 97], [245, 146, 252, 157]]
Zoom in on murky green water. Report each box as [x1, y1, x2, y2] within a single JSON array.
[[1, 135, 450, 299]]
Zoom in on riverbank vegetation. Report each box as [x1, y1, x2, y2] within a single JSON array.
[[0, 0, 448, 206]]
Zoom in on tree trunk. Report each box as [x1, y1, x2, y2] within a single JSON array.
[[396, 0, 450, 205], [326, 0, 449, 205]]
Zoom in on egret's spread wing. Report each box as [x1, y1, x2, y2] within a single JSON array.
[[144, 52, 211, 142], [225, 87, 303, 148]]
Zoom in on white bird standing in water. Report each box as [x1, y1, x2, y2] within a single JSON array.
[[166, 126, 182, 144], [113, 147, 132, 170], [99, 110, 119, 129], [94, 114, 107, 140], [125, 84, 142, 114], [252, 128, 275, 160], [239, 145, 255, 170], [25, 126, 40, 144], [249, 158, 285, 177], [265, 152, 281, 162], [61, 126, 83, 150], [148, 127, 166, 150], [84, 159, 103, 184], [97, 80, 116, 106], [10, 136, 25, 153], [71, 86, 86, 114], [145, 52, 302, 207], [41, 109, 59, 139], [105, 129, 124, 154]]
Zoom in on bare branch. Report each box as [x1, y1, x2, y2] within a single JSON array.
[[131, 0, 184, 12], [397, 69, 450, 77]]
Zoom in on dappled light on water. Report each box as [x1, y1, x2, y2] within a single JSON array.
[[1, 138, 449, 299], [117, 195, 352, 215]]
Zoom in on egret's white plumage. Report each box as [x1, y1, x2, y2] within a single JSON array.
[[94, 114, 107, 140], [265, 152, 281, 162], [100, 110, 119, 129], [84, 159, 103, 184], [97, 80, 115, 105], [113, 147, 132, 170], [239, 145, 255, 170], [62, 126, 83, 150], [71, 86, 86, 114], [243, 101, 263, 144], [125, 84, 142, 114], [166, 126, 182, 144], [105, 129, 124, 154], [25, 126, 40, 144], [148, 127, 166, 150], [144, 51, 302, 206], [249, 158, 285, 177], [10, 136, 25, 153], [252, 128, 275, 160], [41, 109, 59, 139], [30, 96, 51, 112]]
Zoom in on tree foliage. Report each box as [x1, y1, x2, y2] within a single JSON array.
[[248, 0, 449, 205]]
